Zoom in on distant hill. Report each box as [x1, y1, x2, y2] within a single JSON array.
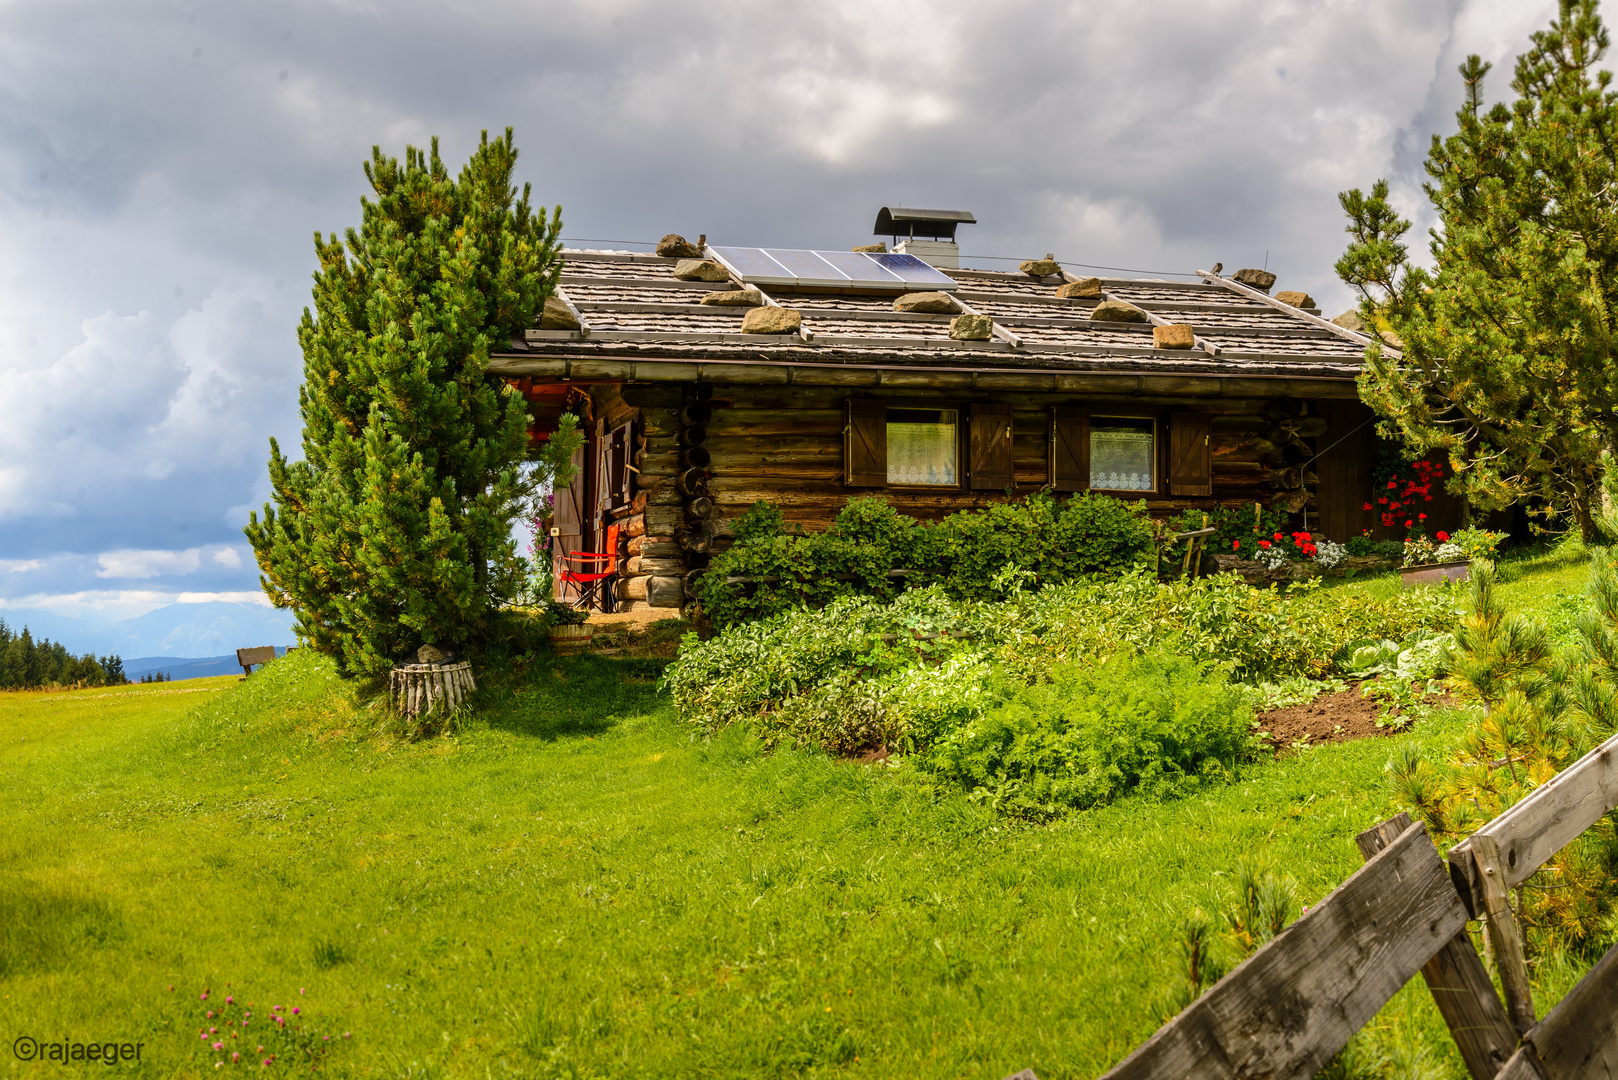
[[124, 651, 291, 682], [0, 601, 296, 660]]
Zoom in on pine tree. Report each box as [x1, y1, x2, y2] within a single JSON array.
[[246, 129, 581, 680], [1336, 0, 1618, 540]]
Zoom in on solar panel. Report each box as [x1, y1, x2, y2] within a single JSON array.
[[815, 249, 906, 285], [707, 246, 793, 284], [707, 246, 958, 291], [868, 252, 959, 289], [760, 249, 848, 286]]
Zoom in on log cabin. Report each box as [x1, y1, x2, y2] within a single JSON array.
[[489, 222, 1449, 614]]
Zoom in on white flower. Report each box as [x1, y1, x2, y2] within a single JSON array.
[[1255, 545, 1289, 570], [1313, 539, 1347, 569]]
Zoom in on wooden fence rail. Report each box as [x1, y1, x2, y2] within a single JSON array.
[[1089, 729, 1618, 1080]]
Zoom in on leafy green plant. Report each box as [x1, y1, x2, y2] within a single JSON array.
[[694, 493, 1154, 628], [1244, 676, 1348, 712], [668, 572, 1460, 767], [543, 600, 589, 627], [1339, 629, 1455, 680], [1162, 504, 1291, 561], [923, 650, 1260, 819], [1450, 526, 1506, 561]]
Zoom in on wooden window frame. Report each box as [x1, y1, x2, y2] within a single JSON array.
[[846, 397, 969, 492], [1087, 412, 1165, 498]]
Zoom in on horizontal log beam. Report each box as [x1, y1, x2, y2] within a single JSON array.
[[489, 356, 1361, 398]]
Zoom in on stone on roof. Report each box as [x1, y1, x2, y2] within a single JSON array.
[[673, 259, 730, 282], [950, 313, 993, 340], [893, 291, 958, 314], [656, 234, 702, 258], [1153, 324, 1195, 349], [741, 307, 801, 334], [539, 295, 579, 330], [1056, 278, 1101, 298], [1090, 300, 1147, 323], [700, 289, 764, 307], [1233, 268, 1277, 290]]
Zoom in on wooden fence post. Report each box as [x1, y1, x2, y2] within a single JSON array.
[[1356, 814, 1517, 1078], [1469, 834, 1537, 1036], [1493, 938, 1618, 1078]]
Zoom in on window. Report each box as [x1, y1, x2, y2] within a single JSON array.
[[1091, 418, 1155, 492], [887, 408, 958, 486]]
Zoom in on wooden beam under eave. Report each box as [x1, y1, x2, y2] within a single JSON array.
[[488, 355, 1363, 399]]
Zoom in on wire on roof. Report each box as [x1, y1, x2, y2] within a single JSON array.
[[959, 254, 1202, 277], [560, 238, 1203, 278]]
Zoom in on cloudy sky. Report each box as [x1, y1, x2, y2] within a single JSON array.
[[0, 0, 1573, 651]]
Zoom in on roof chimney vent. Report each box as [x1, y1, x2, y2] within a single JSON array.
[[873, 207, 975, 269]]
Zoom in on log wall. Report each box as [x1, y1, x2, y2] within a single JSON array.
[[695, 385, 1317, 537], [556, 379, 1380, 611], [610, 383, 688, 611]]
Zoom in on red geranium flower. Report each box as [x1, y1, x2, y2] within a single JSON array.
[[1363, 502, 1374, 512], [1232, 540, 1240, 550], [1274, 532, 1283, 540], [1258, 540, 1271, 549], [1388, 480, 1397, 489], [1405, 519, 1413, 528], [1418, 513, 1426, 520], [1436, 531, 1449, 541]]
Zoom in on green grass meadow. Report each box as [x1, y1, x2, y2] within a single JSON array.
[[0, 548, 1601, 1078]]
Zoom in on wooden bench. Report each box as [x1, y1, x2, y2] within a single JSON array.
[[236, 646, 278, 677]]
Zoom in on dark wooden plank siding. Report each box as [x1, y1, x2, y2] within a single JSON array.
[[1314, 398, 1376, 542]]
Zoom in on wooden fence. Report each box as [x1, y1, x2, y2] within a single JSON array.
[[1086, 729, 1618, 1079]]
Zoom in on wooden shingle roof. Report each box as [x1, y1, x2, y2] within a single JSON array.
[[488, 249, 1382, 390]]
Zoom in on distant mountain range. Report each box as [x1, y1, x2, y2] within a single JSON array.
[[124, 649, 292, 682], [0, 601, 297, 660]]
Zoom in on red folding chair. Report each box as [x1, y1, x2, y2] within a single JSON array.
[[560, 524, 620, 611]]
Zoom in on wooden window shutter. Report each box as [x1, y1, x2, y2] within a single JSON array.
[[1169, 411, 1213, 496], [845, 399, 887, 486], [1050, 406, 1090, 492], [969, 403, 1014, 490]]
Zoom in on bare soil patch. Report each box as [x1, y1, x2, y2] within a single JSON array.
[[1257, 683, 1389, 749]]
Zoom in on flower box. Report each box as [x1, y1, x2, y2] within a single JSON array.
[[1400, 559, 1470, 589]]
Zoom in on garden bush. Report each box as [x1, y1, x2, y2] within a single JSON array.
[[665, 571, 1460, 763], [693, 493, 1154, 627], [924, 649, 1261, 819]]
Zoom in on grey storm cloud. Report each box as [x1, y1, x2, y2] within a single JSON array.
[[0, 0, 1572, 625]]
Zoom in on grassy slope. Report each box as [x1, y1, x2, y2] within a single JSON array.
[[0, 547, 1598, 1079]]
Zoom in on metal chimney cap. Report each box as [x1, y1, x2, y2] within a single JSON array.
[[873, 207, 977, 240]]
